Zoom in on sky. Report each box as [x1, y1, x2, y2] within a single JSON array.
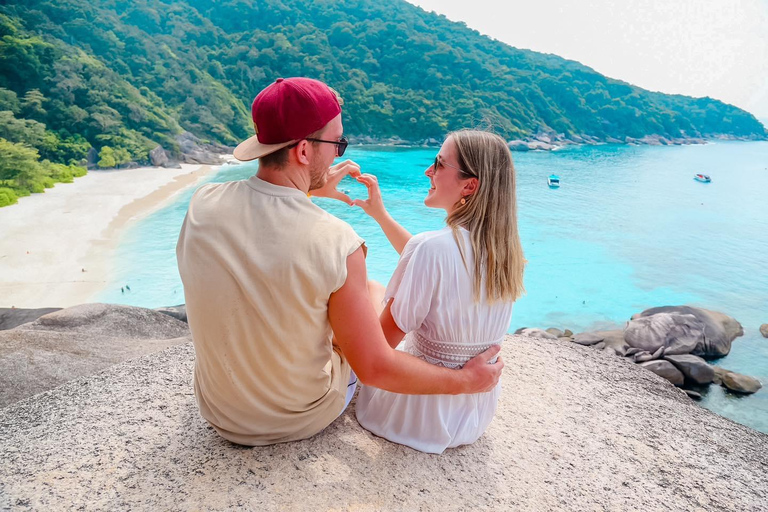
[[407, 0, 768, 120]]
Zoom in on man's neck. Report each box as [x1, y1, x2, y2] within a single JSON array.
[[256, 164, 310, 193]]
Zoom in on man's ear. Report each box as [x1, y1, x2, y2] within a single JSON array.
[[463, 177, 479, 196], [293, 140, 311, 165]]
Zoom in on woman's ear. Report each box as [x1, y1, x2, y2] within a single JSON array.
[[462, 177, 479, 196]]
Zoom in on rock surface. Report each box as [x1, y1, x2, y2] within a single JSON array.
[[0, 307, 61, 331], [638, 360, 685, 386], [0, 303, 190, 407], [760, 323, 768, 338], [720, 370, 763, 394], [625, 313, 704, 355], [517, 328, 557, 339], [154, 304, 188, 323], [1, 336, 767, 510], [572, 332, 604, 346], [149, 145, 177, 168], [631, 306, 743, 358], [177, 132, 227, 165], [664, 354, 716, 385]]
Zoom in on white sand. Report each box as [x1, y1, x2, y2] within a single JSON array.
[[0, 163, 222, 308]]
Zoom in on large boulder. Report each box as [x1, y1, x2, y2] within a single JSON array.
[[760, 324, 768, 338], [0, 307, 61, 331], [630, 306, 743, 358], [0, 303, 190, 407], [664, 354, 715, 385], [149, 145, 170, 167], [517, 328, 557, 340], [154, 304, 188, 323], [572, 332, 605, 346], [638, 360, 685, 386], [2, 335, 768, 510], [595, 330, 629, 356], [719, 370, 763, 394], [624, 313, 704, 355], [507, 140, 530, 152], [177, 132, 226, 165]]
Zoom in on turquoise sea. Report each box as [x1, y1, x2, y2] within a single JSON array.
[[98, 141, 768, 433]]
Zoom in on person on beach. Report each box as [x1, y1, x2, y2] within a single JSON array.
[[352, 130, 526, 454], [176, 77, 503, 446]]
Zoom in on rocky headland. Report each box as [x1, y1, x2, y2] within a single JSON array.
[[348, 131, 766, 152], [517, 306, 764, 399], [1, 304, 767, 510]]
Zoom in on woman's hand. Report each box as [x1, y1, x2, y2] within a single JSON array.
[[352, 173, 388, 221], [311, 160, 361, 204]]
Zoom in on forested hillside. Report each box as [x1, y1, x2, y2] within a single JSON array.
[[0, 0, 765, 205]]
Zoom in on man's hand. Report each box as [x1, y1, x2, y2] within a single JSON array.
[[460, 345, 504, 393], [311, 160, 361, 204], [351, 173, 388, 221]]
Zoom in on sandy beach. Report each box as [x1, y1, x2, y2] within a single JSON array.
[[0, 163, 222, 308]]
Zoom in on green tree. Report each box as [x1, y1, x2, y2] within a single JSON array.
[[0, 137, 40, 182], [0, 187, 18, 207], [98, 146, 116, 168]]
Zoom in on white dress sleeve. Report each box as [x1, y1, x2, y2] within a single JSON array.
[[384, 235, 439, 333]]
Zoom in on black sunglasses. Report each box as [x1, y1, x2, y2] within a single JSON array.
[[306, 136, 349, 157]]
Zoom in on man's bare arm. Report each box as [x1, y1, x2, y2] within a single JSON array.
[[328, 247, 503, 395]]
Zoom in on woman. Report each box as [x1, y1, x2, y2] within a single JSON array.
[[352, 129, 526, 454]]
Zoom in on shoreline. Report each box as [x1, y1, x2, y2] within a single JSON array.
[[348, 134, 767, 150], [0, 162, 224, 308]]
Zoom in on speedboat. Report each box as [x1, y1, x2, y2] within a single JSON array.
[[694, 174, 711, 183], [547, 174, 560, 188]]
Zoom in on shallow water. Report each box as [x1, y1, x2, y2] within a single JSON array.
[[99, 141, 768, 433]]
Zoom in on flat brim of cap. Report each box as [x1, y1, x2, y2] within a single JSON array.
[[233, 135, 297, 161]]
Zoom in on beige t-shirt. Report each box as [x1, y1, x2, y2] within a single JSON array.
[[176, 175, 364, 445]]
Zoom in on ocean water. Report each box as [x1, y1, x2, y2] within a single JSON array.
[[99, 141, 768, 433]]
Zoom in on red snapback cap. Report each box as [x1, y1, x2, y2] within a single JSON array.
[[233, 77, 343, 161]]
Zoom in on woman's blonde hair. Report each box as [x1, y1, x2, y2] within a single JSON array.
[[446, 129, 526, 303]]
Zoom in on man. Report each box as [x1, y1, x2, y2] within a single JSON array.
[[177, 77, 503, 446]]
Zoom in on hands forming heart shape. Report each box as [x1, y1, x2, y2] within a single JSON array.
[[311, 160, 387, 221]]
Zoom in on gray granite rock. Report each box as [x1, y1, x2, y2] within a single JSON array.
[[149, 145, 169, 167], [177, 132, 226, 165], [518, 328, 557, 340], [0, 303, 190, 407], [625, 313, 704, 355], [638, 360, 685, 386], [0, 307, 61, 331], [634, 351, 656, 363], [572, 332, 605, 346], [760, 324, 768, 338], [713, 366, 727, 385], [154, 304, 188, 323], [683, 389, 703, 400], [546, 328, 564, 337], [1, 336, 766, 510], [631, 306, 743, 358], [597, 330, 629, 356], [721, 371, 763, 394], [664, 354, 715, 385]]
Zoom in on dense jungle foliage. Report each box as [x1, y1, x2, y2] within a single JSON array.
[[0, 0, 765, 204]]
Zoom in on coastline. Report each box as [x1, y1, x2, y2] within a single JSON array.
[[0, 162, 223, 308], [348, 133, 767, 151]]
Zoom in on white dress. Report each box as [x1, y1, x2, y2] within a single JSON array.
[[355, 227, 514, 454]]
